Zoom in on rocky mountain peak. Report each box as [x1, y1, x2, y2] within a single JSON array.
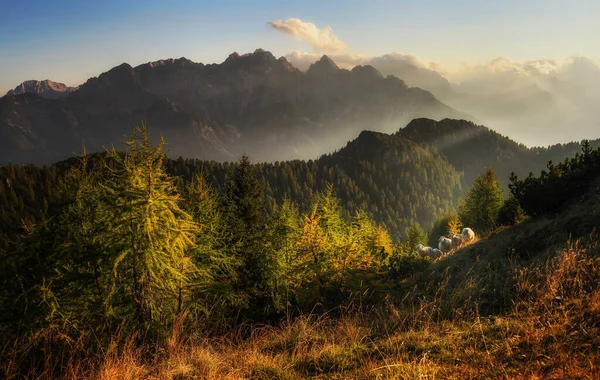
[[95, 63, 136, 86], [306, 55, 340, 76], [71, 63, 142, 97], [350, 65, 384, 80], [0, 48, 474, 165], [5, 79, 77, 99], [222, 48, 282, 72]]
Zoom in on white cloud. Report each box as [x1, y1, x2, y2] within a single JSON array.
[[269, 18, 347, 53], [445, 56, 600, 96], [369, 53, 448, 74], [285, 50, 447, 75], [284, 48, 600, 101]]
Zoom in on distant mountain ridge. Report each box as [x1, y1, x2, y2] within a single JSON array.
[[0, 49, 473, 164], [5, 80, 77, 100]]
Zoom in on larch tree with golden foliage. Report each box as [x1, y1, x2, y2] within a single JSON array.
[[295, 204, 331, 307], [103, 124, 199, 326]]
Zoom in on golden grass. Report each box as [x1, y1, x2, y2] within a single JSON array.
[[4, 231, 600, 379]]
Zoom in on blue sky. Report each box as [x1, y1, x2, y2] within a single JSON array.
[[1, 0, 598, 93]]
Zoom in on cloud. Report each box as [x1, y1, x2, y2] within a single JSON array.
[[446, 56, 600, 96], [269, 18, 347, 53], [285, 50, 446, 74], [285, 50, 454, 96], [369, 53, 447, 74], [284, 48, 600, 102]]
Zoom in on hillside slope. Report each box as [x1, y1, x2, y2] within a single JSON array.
[[398, 118, 600, 187], [5, 167, 598, 379]]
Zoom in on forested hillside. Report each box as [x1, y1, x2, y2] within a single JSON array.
[[2, 118, 597, 247], [398, 118, 600, 187], [2, 121, 600, 378]]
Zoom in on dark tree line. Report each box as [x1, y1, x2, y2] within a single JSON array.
[[510, 141, 600, 216]]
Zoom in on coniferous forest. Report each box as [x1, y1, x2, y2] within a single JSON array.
[[2, 120, 600, 378]]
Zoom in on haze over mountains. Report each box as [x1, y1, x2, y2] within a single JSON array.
[[3, 48, 600, 166], [286, 52, 600, 146], [0, 49, 472, 164]]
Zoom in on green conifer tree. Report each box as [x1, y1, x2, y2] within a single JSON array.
[[183, 176, 238, 317], [224, 155, 277, 315], [406, 222, 427, 253], [272, 198, 300, 313], [458, 168, 505, 234]]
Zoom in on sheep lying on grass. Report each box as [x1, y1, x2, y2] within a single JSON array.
[[418, 228, 476, 261]]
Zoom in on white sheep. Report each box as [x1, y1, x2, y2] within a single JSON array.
[[417, 244, 434, 258], [450, 233, 462, 248], [438, 236, 453, 254], [462, 228, 475, 243]]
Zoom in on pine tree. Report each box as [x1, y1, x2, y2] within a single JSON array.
[[498, 195, 526, 226], [447, 215, 462, 236], [183, 176, 238, 317], [224, 155, 277, 315], [458, 168, 505, 234], [50, 151, 110, 325], [272, 198, 300, 312], [406, 222, 427, 253]]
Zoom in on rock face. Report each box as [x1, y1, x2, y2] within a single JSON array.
[[5, 80, 77, 99], [0, 49, 474, 164]]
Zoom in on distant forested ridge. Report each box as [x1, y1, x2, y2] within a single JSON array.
[[397, 118, 600, 188], [1, 118, 597, 246]]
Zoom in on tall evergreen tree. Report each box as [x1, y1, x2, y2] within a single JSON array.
[[224, 155, 277, 315], [183, 176, 238, 317], [458, 168, 505, 234], [406, 222, 427, 253], [271, 198, 300, 312], [296, 205, 331, 307]]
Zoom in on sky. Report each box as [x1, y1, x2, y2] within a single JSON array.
[[1, 0, 599, 93]]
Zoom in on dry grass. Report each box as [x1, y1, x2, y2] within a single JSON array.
[[7, 235, 598, 379], [4, 222, 600, 378]]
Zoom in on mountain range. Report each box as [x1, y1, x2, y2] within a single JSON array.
[[286, 53, 600, 146], [0, 49, 472, 164]]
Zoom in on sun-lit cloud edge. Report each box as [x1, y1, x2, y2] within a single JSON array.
[[269, 18, 347, 53]]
